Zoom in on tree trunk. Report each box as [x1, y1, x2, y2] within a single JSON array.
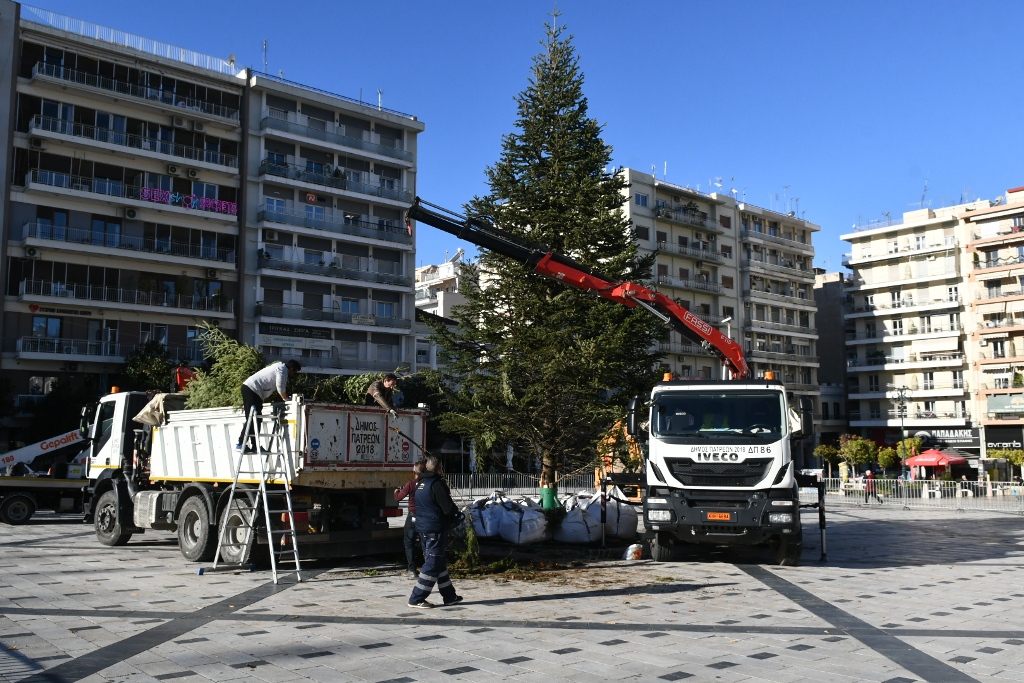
[[539, 456, 558, 509]]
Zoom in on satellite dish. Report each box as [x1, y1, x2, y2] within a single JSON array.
[[227, 53, 236, 65]]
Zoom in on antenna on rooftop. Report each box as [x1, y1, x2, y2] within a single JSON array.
[[378, 89, 383, 110], [920, 175, 929, 209], [262, 40, 267, 71]]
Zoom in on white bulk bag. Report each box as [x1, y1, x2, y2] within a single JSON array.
[[582, 487, 639, 541], [468, 493, 506, 538], [498, 501, 548, 545]]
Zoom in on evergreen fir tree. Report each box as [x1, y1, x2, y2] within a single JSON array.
[[430, 15, 661, 499]]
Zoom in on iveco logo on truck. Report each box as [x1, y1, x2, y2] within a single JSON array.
[[696, 452, 740, 462]]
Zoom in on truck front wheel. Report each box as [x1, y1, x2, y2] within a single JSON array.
[[0, 494, 36, 525], [178, 497, 217, 562], [772, 532, 802, 566], [94, 490, 132, 546], [650, 532, 677, 562]]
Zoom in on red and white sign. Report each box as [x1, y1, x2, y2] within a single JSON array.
[[305, 192, 318, 204]]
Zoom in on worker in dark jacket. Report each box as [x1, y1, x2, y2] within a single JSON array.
[[395, 459, 425, 578], [366, 372, 399, 418], [407, 455, 462, 609]]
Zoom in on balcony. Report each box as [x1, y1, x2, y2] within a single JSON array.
[[886, 409, 970, 421], [742, 289, 816, 307], [745, 347, 818, 364], [742, 258, 815, 280], [29, 115, 238, 169], [841, 239, 957, 266], [976, 288, 1024, 302], [977, 318, 1024, 331], [970, 225, 1024, 246], [15, 336, 124, 362], [258, 160, 412, 203], [19, 279, 233, 315], [744, 318, 816, 335], [739, 229, 813, 253], [261, 110, 412, 163], [30, 62, 239, 120], [845, 323, 961, 343], [21, 222, 235, 264], [24, 170, 238, 220], [653, 207, 724, 233], [846, 352, 964, 371], [257, 252, 411, 287], [974, 254, 1024, 271], [255, 302, 411, 329], [656, 275, 721, 294], [656, 241, 723, 262], [658, 341, 714, 356], [845, 296, 961, 318], [258, 204, 412, 246]]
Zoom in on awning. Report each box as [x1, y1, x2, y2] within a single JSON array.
[[976, 301, 1009, 314], [976, 270, 1012, 281], [982, 364, 1011, 372], [980, 331, 1009, 339], [915, 337, 961, 352], [906, 449, 967, 467]]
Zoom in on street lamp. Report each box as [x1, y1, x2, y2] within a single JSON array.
[[889, 385, 911, 478]]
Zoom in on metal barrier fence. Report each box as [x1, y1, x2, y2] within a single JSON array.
[[802, 478, 1024, 514], [446, 473, 597, 504]]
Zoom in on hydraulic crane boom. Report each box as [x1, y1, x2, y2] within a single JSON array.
[[407, 198, 750, 379]]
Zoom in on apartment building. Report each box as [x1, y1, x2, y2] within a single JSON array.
[[0, 2, 423, 414], [414, 251, 466, 318], [840, 201, 989, 458], [621, 170, 822, 454], [814, 270, 850, 445]]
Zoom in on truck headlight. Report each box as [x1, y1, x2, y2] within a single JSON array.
[[768, 512, 794, 525], [648, 509, 673, 522]]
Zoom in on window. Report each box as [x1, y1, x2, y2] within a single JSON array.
[[833, 402, 841, 419], [952, 370, 964, 389], [720, 244, 732, 258], [339, 298, 359, 314], [32, 316, 61, 338], [915, 235, 926, 250], [993, 340, 1007, 359], [634, 226, 649, 241], [948, 285, 959, 302], [822, 403, 830, 420], [635, 193, 648, 207], [305, 204, 325, 221], [721, 276, 734, 289], [139, 323, 168, 346], [266, 151, 286, 166], [923, 372, 935, 390], [304, 249, 324, 265], [657, 264, 668, 278], [678, 267, 689, 280], [375, 301, 395, 318], [865, 294, 875, 309], [923, 401, 936, 416], [36, 208, 68, 241], [868, 401, 881, 419], [192, 181, 217, 200], [90, 217, 121, 248], [891, 319, 903, 336], [865, 321, 876, 339], [656, 231, 667, 245], [305, 159, 325, 175], [677, 235, 688, 247], [722, 306, 734, 319], [263, 244, 284, 259], [868, 375, 879, 392]]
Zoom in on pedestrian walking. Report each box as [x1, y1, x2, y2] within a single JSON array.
[[395, 459, 425, 578], [366, 372, 399, 419], [235, 360, 300, 453], [407, 455, 463, 609], [864, 470, 882, 504]]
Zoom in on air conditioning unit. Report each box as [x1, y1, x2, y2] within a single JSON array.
[[25, 246, 40, 258], [695, 232, 704, 240], [187, 168, 200, 179], [708, 234, 716, 241], [265, 230, 279, 241], [124, 208, 139, 220], [30, 138, 46, 150], [696, 261, 704, 269], [192, 121, 206, 133], [63, 344, 75, 354], [172, 115, 188, 129], [167, 164, 181, 176], [206, 268, 217, 279], [980, 339, 988, 346], [677, 355, 687, 362]]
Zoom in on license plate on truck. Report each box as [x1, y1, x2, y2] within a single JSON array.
[[705, 511, 733, 522]]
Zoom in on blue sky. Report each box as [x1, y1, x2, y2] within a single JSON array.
[[33, 0, 1024, 273]]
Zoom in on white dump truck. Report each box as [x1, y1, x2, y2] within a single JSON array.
[[82, 390, 424, 562]]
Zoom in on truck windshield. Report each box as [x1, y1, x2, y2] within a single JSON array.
[[652, 391, 786, 440]]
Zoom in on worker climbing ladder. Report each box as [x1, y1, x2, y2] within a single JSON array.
[[213, 404, 302, 584]]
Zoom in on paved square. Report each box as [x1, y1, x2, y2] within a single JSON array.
[[2, 508, 1023, 682]]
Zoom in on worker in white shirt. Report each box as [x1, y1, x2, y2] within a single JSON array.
[[236, 360, 301, 453]]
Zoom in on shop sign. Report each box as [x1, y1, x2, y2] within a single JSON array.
[[260, 322, 331, 340], [352, 314, 376, 326], [985, 426, 1024, 450], [258, 334, 333, 351], [140, 187, 237, 215], [987, 394, 1024, 415], [912, 428, 980, 449], [28, 304, 91, 316]]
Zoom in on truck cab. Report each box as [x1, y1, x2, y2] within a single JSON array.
[[634, 379, 811, 565], [81, 391, 150, 520]]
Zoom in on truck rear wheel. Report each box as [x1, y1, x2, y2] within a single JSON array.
[[650, 532, 677, 562], [218, 498, 257, 565], [0, 494, 36, 525], [94, 490, 132, 546], [178, 497, 216, 562], [772, 532, 802, 566]]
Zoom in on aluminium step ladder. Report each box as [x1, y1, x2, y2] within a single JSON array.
[[213, 404, 303, 584]]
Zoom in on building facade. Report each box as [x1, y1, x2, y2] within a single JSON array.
[[0, 2, 423, 419], [621, 169, 822, 457]]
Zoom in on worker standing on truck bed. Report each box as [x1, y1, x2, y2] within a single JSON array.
[[236, 360, 301, 453], [366, 372, 399, 418]]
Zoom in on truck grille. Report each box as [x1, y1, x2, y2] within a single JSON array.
[[666, 457, 773, 487]]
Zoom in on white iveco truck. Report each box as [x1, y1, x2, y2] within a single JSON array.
[[629, 378, 813, 565]]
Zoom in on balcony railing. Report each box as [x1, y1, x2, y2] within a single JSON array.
[[744, 318, 816, 334], [976, 288, 1024, 301], [978, 318, 1024, 330], [655, 241, 723, 262], [745, 347, 817, 363], [31, 62, 239, 120], [971, 225, 1024, 241], [657, 275, 722, 294], [845, 324, 961, 341], [658, 341, 714, 356], [257, 253, 411, 286], [19, 279, 233, 313], [255, 302, 411, 329], [851, 217, 905, 232], [16, 336, 124, 359], [261, 111, 412, 162], [975, 254, 1024, 270], [848, 296, 960, 313], [22, 222, 234, 262], [886, 409, 969, 420], [653, 207, 723, 233], [742, 289, 815, 306], [258, 204, 412, 245], [29, 115, 238, 168], [258, 160, 412, 203], [847, 352, 964, 368], [26, 170, 237, 217], [741, 258, 815, 279], [739, 229, 813, 251], [262, 353, 407, 372]]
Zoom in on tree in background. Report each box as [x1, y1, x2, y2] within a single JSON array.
[[897, 436, 922, 467], [813, 443, 840, 479], [987, 448, 1024, 480], [184, 323, 265, 409], [877, 446, 901, 474], [428, 15, 661, 502], [119, 341, 175, 392], [838, 434, 878, 475]]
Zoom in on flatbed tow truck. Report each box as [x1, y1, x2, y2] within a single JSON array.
[[1, 430, 90, 524]]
